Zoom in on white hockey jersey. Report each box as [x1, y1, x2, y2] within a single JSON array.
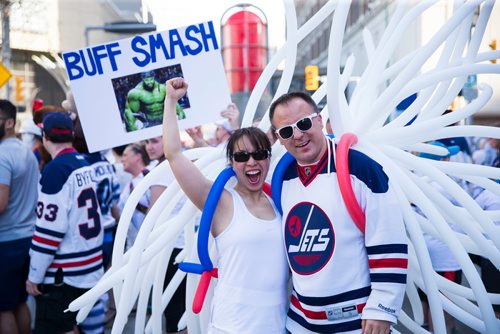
[[29, 148, 104, 289], [281, 140, 408, 333]]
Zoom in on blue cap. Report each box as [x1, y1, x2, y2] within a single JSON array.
[[42, 112, 74, 137], [419, 141, 460, 160]]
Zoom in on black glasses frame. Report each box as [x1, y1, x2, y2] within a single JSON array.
[[231, 149, 271, 162]]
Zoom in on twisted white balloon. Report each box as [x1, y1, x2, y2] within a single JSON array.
[[68, 0, 500, 333]]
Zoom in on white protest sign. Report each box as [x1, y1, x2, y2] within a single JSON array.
[[63, 21, 231, 152]]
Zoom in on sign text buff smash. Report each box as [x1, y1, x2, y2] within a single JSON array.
[[63, 22, 218, 81]]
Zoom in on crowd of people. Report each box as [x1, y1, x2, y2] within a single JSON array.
[[0, 79, 498, 334], [0, 92, 243, 334]]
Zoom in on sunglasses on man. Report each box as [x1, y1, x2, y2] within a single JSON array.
[[231, 149, 271, 163], [275, 113, 318, 140]]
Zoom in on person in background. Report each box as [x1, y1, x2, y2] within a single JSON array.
[[483, 136, 499, 168], [117, 143, 151, 249], [470, 147, 500, 318], [70, 118, 121, 334], [186, 103, 240, 148], [163, 78, 289, 333], [270, 92, 408, 334], [0, 99, 39, 334], [19, 117, 43, 160], [144, 135, 188, 333], [26, 112, 104, 334], [109, 145, 133, 193], [417, 142, 463, 334], [32, 105, 69, 172]]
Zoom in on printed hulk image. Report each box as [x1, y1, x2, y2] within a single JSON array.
[[113, 65, 189, 132]]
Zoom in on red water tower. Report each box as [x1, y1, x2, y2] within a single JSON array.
[[221, 5, 268, 93]]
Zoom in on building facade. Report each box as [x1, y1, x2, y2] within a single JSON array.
[[1, 0, 147, 111]]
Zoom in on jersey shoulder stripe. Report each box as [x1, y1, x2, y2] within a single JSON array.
[[347, 149, 389, 193], [31, 244, 57, 255], [282, 144, 390, 193], [366, 243, 408, 255], [370, 273, 407, 284], [40, 152, 91, 194], [83, 152, 106, 164], [35, 226, 65, 238]]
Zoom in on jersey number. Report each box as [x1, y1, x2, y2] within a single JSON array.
[[36, 202, 59, 222], [78, 188, 102, 239]]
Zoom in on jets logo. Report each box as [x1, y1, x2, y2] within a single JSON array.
[[284, 202, 334, 275]]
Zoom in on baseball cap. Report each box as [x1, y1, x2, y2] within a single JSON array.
[[42, 112, 74, 137], [419, 141, 460, 160]]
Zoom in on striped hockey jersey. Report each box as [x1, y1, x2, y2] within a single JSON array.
[[29, 148, 104, 289], [281, 140, 407, 333]]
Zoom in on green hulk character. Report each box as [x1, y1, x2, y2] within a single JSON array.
[[124, 71, 186, 131]]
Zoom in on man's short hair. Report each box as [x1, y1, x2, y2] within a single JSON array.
[[42, 111, 74, 143], [127, 143, 150, 166], [0, 99, 17, 123], [269, 92, 318, 127]]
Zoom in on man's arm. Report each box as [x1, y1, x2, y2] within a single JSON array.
[[362, 180, 407, 326], [0, 184, 9, 213], [349, 154, 407, 327], [149, 185, 166, 208], [27, 167, 70, 294], [124, 90, 141, 131]]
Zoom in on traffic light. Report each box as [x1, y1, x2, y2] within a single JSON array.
[[489, 39, 497, 64], [15, 76, 25, 102], [305, 65, 319, 91]]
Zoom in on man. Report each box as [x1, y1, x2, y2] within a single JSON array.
[[124, 71, 185, 131], [26, 112, 104, 334], [0, 100, 39, 334], [270, 92, 408, 334], [417, 142, 463, 333], [481, 137, 499, 168], [117, 143, 150, 249]]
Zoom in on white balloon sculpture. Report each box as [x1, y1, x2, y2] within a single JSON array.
[[69, 0, 500, 333]]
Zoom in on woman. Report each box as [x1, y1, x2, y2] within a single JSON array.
[[144, 135, 188, 334], [163, 78, 288, 333]]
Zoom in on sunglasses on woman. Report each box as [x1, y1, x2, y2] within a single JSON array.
[[275, 113, 318, 140], [231, 149, 271, 162]]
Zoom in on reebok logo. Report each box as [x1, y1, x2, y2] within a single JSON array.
[[378, 303, 396, 314]]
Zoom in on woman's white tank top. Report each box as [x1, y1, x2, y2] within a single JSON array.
[[208, 188, 289, 334]]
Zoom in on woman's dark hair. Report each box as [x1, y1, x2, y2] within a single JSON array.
[[73, 117, 89, 154], [226, 127, 271, 162], [127, 143, 150, 166]]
